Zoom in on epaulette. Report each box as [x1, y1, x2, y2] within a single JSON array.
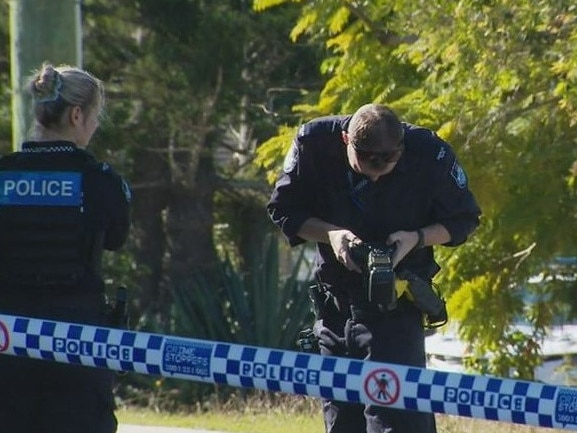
[[297, 115, 348, 142]]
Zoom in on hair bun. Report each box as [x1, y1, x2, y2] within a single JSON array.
[[32, 63, 63, 103]]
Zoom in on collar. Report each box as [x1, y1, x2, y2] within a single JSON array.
[[346, 152, 408, 183], [21, 141, 79, 154]]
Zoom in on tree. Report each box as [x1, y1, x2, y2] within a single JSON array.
[[81, 0, 322, 334], [254, 0, 577, 380]]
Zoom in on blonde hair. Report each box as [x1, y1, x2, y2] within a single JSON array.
[[27, 62, 105, 130]]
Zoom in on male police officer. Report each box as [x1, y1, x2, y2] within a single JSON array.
[[267, 103, 481, 433]]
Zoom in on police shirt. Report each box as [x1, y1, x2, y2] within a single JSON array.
[[0, 141, 131, 292], [267, 115, 481, 291]]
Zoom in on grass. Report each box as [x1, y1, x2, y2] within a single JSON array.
[[116, 393, 567, 433]]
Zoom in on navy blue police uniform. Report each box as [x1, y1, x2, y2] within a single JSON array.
[[267, 115, 481, 433], [0, 141, 131, 433]]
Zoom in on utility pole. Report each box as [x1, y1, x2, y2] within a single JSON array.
[[9, 0, 82, 150]]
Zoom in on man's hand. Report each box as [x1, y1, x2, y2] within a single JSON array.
[[386, 230, 420, 268], [327, 229, 363, 272]]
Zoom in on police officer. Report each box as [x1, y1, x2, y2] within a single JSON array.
[[0, 63, 131, 433], [267, 104, 481, 433]]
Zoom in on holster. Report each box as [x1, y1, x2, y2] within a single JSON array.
[[398, 270, 448, 328], [308, 282, 344, 320], [300, 282, 348, 354]]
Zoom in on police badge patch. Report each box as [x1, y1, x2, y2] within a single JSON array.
[[282, 141, 298, 174], [450, 161, 467, 188]]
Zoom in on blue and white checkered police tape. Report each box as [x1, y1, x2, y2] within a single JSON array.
[[1, 313, 577, 430]]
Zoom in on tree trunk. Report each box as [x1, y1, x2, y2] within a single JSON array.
[[131, 146, 169, 328], [164, 150, 219, 326]]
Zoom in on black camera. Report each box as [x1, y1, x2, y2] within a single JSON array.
[[350, 242, 397, 310]]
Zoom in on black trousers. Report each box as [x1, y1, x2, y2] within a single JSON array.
[[0, 290, 117, 433], [316, 297, 437, 433]]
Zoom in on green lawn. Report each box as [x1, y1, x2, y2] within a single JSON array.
[[116, 396, 566, 433]]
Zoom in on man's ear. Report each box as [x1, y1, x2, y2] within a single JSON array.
[[69, 106, 82, 126], [342, 130, 349, 145]]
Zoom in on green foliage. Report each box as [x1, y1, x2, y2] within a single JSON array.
[[253, 125, 299, 184], [171, 235, 314, 349], [77, 0, 325, 333], [254, 0, 577, 381]]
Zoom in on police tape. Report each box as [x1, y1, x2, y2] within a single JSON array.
[[1, 313, 576, 430]]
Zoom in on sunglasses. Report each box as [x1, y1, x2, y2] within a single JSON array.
[[350, 141, 404, 164]]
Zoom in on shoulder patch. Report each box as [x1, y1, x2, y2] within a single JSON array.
[[450, 161, 468, 188], [100, 162, 110, 172], [282, 141, 299, 174]]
